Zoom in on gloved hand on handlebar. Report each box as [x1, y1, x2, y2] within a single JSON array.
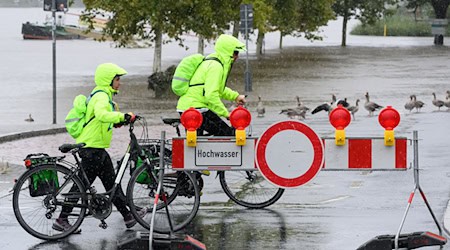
[[124, 112, 136, 124], [235, 94, 247, 105]]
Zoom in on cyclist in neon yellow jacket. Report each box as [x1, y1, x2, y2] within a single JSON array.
[[176, 34, 247, 136], [54, 63, 145, 233]]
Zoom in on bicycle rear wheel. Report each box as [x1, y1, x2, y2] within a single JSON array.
[[219, 171, 284, 209], [126, 162, 200, 233], [12, 164, 87, 240]]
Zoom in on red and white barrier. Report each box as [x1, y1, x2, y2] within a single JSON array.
[[322, 137, 409, 170]]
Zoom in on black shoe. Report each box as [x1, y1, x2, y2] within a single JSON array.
[[124, 208, 148, 229], [52, 218, 81, 234]]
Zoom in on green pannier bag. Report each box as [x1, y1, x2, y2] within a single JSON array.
[[135, 157, 153, 184], [171, 54, 223, 96], [126, 148, 157, 185], [24, 154, 60, 197], [29, 169, 59, 197]]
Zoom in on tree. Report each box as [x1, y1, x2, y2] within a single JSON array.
[[270, 0, 335, 50], [430, 0, 450, 44], [403, 0, 450, 44], [333, 0, 396, 46]]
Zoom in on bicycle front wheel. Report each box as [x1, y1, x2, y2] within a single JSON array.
[[219, 171, 284, 209], [127, 163, 200, 233], [12, 164, 87, 240]]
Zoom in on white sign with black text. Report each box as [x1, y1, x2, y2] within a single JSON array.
[[182, 138, 256, 170]]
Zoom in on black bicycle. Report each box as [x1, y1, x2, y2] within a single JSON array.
[[161, 117, 284, 209], [12, 116, 200, 241]]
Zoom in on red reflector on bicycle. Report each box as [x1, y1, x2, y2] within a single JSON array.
[[24, 159, 32, 168]]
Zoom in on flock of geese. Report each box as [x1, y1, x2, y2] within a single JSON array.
[[25, 90, 449, 123], [252, 91, 450, 120]]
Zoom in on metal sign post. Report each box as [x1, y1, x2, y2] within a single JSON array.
[[44, 0, 67, 124], [51, 0, 57, 124], [239, 4, 253, 93]]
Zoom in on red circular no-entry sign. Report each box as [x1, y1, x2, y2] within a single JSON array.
[[255, 121, 324, 189]]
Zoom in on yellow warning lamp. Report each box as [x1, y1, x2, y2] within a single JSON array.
[[329, 104, 351, 146], [229, 106, 252, 146], [378, 106, 400, 146], [180, 107, 203, 147]]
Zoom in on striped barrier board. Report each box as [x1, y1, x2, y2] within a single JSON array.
[[171, 136, 410, 172], [322, 137, 410, 170], [172, 137, 257, 171]]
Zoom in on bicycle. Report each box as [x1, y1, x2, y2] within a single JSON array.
[[160, 117, 285, 209], [12, 116, 200, 241]]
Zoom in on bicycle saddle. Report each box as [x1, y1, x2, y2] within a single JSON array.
[[162, 118, 181, 126], [59, 143, 86, 153]]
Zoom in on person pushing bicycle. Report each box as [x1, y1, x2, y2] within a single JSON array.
[[176, 34, 247, 136], [53, 63, 146, 232]]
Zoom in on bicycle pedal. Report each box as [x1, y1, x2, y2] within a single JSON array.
[[99, 220, 108, 229]]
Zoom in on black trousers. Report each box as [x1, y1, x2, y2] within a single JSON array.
[[180, 110, 234, 136], [61, 148, 129, 218]]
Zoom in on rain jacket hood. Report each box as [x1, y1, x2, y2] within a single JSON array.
[[176, 34, 245, 118], [214, 34, 246, 66], [94, 63, 127, 95]]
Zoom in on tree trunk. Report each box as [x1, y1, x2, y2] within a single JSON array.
[[279, 33, 283, 50], [197, 36, 204, 54], [256, 30, 264, 57], [153, 28, 162, 73], [430, 0, 450, 45], [341, 13, 348, 47]]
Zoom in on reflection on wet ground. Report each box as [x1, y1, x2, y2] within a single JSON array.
[[187, 209, 290, 250]]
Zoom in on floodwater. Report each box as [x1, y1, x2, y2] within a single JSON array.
[[0, 8, 448, 135], [1, 7, 450, 250]]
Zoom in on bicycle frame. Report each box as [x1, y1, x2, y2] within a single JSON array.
[[51, 120, 159, 213]]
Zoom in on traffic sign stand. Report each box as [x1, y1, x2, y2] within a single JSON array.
[[357, 131, 447, 249]]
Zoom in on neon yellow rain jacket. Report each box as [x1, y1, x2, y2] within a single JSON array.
[[76, 63, 127, 148], [176, 34, 246, 118]]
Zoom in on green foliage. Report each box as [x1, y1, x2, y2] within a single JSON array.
[[351, 15, 436, 36], [270, 0, 335, 39], [333, 0, 397, 25]]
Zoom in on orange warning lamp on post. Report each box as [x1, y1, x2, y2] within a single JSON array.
[[229, 106, 252, 146], [181, 108, 203, 147], [378, 106, 400, 146], [329, 104, 351, 146]]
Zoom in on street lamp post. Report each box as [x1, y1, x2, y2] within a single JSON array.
[[51, 0, 57, 124], [44, 0, 66, 124], [240, 4, 253, 93]]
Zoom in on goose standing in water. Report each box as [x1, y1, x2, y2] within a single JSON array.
[[337, 98, 350, 108], [256, 95, 265, 117], [280, 108, 306, 119], [411, 95, 425, 112], [312, 94, 336, 115], [432, 92, 445, 111], [347, 99, 360, 120], [24, 114, 34, 122], [295, 96, 310, 112], [364, 92, 383, 116], [404, 95, 415, 113]]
